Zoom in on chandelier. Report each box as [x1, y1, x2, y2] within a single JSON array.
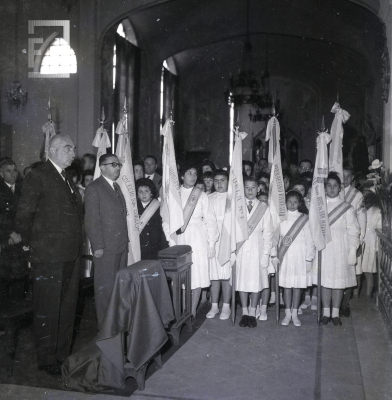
[[224, 0, 278, 121], [6, 81, 28, 111]]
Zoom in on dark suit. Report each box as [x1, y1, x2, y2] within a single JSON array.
[[145, 172, 162, 192], [137, 199, 168, 260], [0, 179, 27, 299], [84, 175, 128, 328], [15, 160, 83, 367]]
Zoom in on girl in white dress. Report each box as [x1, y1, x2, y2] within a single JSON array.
[[278, 190, 315, 326], [207, 170, 232, 320], [236, 176, 274, 328], [361, 190, 382, 298], [174, 165, 219, 317], [320, 172, 360, 326]]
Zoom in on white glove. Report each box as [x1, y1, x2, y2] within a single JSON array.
[[306, 261, 313, 273], [169, 239, 176, 247], [347, 247, 357, 266], [260, 254, 270, 269], [207, 245, 216, 259]]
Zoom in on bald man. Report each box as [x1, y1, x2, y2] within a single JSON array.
[[15, 135, 83, 375]]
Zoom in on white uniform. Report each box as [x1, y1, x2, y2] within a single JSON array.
[[344, 186, 366, 274], [176, 186, 219, 290], [317, 197, 360, 289], [362, 207, 382, 273], [236, 199, 273, 293], [208, 191, 232, 280], [278, 210, 315, 288]]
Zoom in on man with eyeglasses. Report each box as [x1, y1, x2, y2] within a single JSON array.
[[84, 153, 129, 330], [15, 134, 83, 375], [298, 159, 314, 175]]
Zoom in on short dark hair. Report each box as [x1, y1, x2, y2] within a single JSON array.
[[202, 171, 214, 180], [213, 169, 229, 179], [343, 160, 354, 172], [136, 177, 158, 199], [82, 169, 94, 184], [290, 177, 308, 195], [257, 171, 270, 181], [99, 153, 117, 166], [0, 158, 16, 168], [82, 153, 96, 163], [299, 159, 313, 168], [144, 155, 158, 164], [244, 175, 258, 185], [180, 163, 198, 177], [201, 159, 216, 172], [326, 171, 342, 187]]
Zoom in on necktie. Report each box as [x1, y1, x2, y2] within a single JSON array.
[[61, 170, 74, 193], [148, 175, 152, 180], [10, 185, 15, 194], [247, 200, 253, 213], [113, 181, 121, 197]]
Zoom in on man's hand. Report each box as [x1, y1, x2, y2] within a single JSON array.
[[9, 232, 22, 245], [207, 245, 216, 259], [94, 249, 104, 259]]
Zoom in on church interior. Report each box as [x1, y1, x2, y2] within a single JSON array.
[[1, 0, 392, 399]]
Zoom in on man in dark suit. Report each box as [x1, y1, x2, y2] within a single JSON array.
[[14, 134, 83, 375], [84, 154, 128, 329], [144, 155, 162, 191], [0, 159, 28, 300]]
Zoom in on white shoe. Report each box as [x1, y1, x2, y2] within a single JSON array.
[[298, 308, 303, 315], [206, 308, 219, 318], [220, 308, 231, 320], [292, 315, 302, 327], [310, 304, 317, 311], [300, 303, 309, 309], [281, 313, 292, 326], [259, 313, 267, 321]]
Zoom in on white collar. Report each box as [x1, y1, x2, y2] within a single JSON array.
[[141, 200, 150, 208], [49, 158, 63, 175], [145, 173, 155, 179], [102, 175, 115, 189], [5, 182, 15, 190]]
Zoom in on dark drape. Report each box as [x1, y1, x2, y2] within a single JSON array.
[[101, 30, 140, 158]]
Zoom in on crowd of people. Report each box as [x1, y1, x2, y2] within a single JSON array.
[[0, 134, 382, 375]]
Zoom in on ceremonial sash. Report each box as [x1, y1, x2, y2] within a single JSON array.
[[177, 186, 203, 234], [277, 214, 309, 262], [139, 199, 160, 234], [328, 201, 351, 227], [344, 186, 357, 205], [236, 202, 268, 253]]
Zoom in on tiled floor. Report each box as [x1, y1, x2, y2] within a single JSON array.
[[0, 297, 391, 400]]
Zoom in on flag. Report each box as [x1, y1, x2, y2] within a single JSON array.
[[42, 98, 56, 161], [266, 116, 287, 229], [115, 103, 141, 265], [329, 102, 350, 181], [160, 118, 184, 242], [309, 130, 332, 250], [217, 127, 249, 266], [92, 126, 111, 180]]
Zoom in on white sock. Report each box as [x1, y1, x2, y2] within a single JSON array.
[[242, 307, 249, 316], [332, 307, 340, 318], [292, 309, 298, 317], [249, 307, 256, 317], [303, 295, 311, 305], [260, 305, 267, 316], [311, 296, 318, 305], [270, 292, 276, 303], [323, 308, 331, 317], [222, 303, 230, 310], [210, 303, 219, 313]]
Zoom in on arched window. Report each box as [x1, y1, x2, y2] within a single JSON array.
[[40, 37, 77, 75]]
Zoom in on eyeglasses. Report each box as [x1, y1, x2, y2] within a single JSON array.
[[102, 162, 123, 168]]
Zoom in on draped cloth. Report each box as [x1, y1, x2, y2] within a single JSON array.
[[92, 126, 111, 180], [309, 131, 332, 251], [329, 102, 350, 182], [62, 260, 174, 393], [217, 128, 249, 266], [266, 116, 287, 229], [42, 120, 56, 161]]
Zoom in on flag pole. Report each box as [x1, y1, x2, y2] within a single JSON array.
[[275, 263, 280, 325], [317, 251, 322, 324], [231, 263, 236, 326]]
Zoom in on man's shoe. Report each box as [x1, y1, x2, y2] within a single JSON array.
[[248, 316, 257, 328], [239, 315, 249, 327], [340, 306, 351, 317]]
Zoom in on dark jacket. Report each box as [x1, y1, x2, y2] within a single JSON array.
[[15, 160, 83, 263], [84, 175, 128, 255]]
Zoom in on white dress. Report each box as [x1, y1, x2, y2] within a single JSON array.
[[208, 191, 232, 280], [236, 200, 274, 293], [344, 186, 366, 274], [316, 197, 360, 289], [278, 210, 315, 288], [362, 207, 382, 273], [176, 186, 219, 290]]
